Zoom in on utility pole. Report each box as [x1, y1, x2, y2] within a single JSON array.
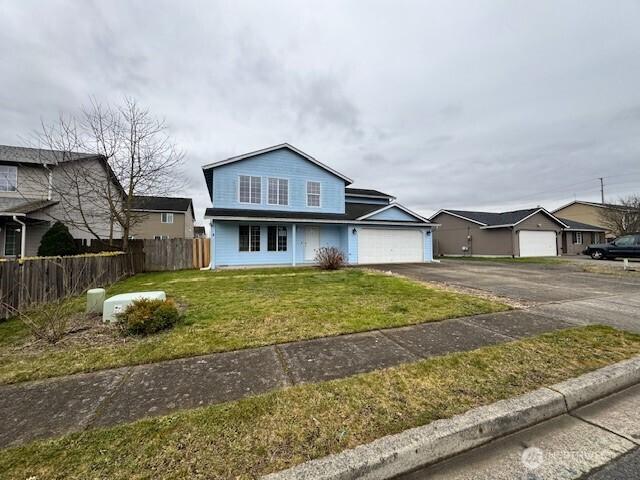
[[599, 177, 604, 204]]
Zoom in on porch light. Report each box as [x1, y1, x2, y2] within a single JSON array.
[[352, 228, 357, 235], [426, 230, 431, 236]]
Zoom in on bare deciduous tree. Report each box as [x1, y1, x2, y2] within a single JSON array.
[[23, 97, 185, 251], [598, 195, 640, 236]]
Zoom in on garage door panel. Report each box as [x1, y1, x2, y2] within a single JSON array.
[[519, 231, 557, 257], [358, 229, 423, 264]]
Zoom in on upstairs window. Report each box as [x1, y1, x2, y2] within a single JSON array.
[[268, 178, 289, 206], [307, 181, 321, 207], [0, 165, 17, 192], [239, 175, 261, 204], [239, 225, 260, 251], [161, 212, 174, 224], [268, 225, 288, 251]]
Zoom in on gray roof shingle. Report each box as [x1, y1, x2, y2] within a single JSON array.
[[0, 145, 97, 165], [131, 196, 194, 217]]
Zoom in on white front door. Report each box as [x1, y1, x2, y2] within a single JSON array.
[[518, 230, 557, 257], [304, 227, 320, 261], [358, 228, 423, 264]]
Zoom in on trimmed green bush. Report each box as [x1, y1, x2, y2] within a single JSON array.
[[37, 222, 78, 257], [116, 299, 180, 336]]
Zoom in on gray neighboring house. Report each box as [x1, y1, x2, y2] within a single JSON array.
[[430, 208, 568, 257], [129, 196, 195, 239], [0, 145, 123, 258], [431, 207, 606, 257]]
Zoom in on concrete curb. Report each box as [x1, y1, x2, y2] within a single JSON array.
[[262, 355, 640, 480]]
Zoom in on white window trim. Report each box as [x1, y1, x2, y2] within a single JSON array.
[[267, 177, 289, 206], [0, 165, 18, 193], [239, 225, 261, 252], [160, 212, 174, 224], [154, 235, 169, 240], [306, 180, 321, 208], [238, 175, 262, 204], [575, 232, 583, 245]]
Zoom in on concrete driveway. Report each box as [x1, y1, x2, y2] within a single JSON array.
[[371, 260, 640, 333]]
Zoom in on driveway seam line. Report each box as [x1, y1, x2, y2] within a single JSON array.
[[375, 329, 422, 360], [273, 345, 297, 386], [83, 366, 135, 431], [567, 411, 640, 446], [455, 318, 518, 341]]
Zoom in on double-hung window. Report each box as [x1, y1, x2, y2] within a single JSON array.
[[268, 178, 288, 206], [239, 225, 260, 252], [160, 212, 174, 224], [239, 175, 261, 204], [268, 226, 287, 251], [307, 181, 320, 207], [0, 165, 17, 192], [573, 232, 583, 245]]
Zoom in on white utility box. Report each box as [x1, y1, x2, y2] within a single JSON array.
[[86, 288, 106, 314], [102, 291, 167, 323]]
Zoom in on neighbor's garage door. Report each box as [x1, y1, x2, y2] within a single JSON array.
[[518, 230, 557, 257], [358, 229, 423, 264]]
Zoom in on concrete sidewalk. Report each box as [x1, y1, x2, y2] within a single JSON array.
[[0, 309, 572, 449]]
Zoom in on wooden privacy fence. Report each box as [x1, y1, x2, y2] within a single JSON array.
[[0, 253, 140, 320], [0, 238, 210, 320], [142, 238, 210, 271]]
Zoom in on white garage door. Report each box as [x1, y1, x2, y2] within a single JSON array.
[[358, 229, 423, 264], [519, 231, 557, 257]]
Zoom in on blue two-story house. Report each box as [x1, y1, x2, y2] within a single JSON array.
[[202, 143, 435, 268]]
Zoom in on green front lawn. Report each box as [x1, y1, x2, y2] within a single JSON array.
[[443, 256, 567, 265], [2, 326, 638, 479], [0, 267, 508, 384]]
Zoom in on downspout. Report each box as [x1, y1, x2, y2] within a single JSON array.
[[44, 164, 53, 200], [12, 215, 26, 259]]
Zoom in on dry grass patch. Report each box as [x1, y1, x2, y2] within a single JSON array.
[[1, 326, 639, 479], [0, 267, 508, 384]]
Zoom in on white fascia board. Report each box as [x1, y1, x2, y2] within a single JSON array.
[[430, 209, 488, 226], [205, 215, 435, 227], [512, 208, 570, 229], [201, 143, 353, 184], [356, 202, 430, 222]]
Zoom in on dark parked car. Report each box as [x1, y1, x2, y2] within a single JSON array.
[[583, 233, 640, 259]]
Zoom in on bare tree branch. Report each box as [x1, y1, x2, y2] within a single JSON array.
[[598, 195, 640, 236]]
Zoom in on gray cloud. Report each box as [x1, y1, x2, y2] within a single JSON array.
[[1, 0, 640, 223]]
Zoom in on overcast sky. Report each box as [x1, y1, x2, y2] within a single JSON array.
[[2, 1, 640, 222]]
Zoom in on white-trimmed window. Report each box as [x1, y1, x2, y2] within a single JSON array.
[[268, 178, 289, 206], [239, 175, 261, 204], [573, 232, 583, 245], [239, 225, 260, 252], [268, 225, 287, 251], [307, 181, 321, 207], [154, 235, 169, 240], [0, 165, 17, 192], [161, 212, 174, 224]]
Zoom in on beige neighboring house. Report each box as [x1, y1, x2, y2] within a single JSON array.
[[0, 145, 123, 258], [129, 196, 195, 239], [553, 200, 622, 241]]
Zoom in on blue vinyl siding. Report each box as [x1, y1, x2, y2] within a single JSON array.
[[211, 148, 345, 213], [424, 228, 433, 261], [366, 206, 419, 221], [213, 221, 350, 267], [347, 224, 358, 264]]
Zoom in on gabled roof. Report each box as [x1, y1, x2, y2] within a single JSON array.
[[0, 145, 98, 165], [0, 199, 59, 216], [131, 196, 195, 218], [553, 200, 626, 212], [432, 208, 569, 229], [345, 187, 395, 200], [201, 143, 353, 198], [557, 218, 607, 232], [205, 201, 434, 225], [356, 203, 430, 223]]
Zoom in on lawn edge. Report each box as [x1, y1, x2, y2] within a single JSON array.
[[262, 355, 640, 480]]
